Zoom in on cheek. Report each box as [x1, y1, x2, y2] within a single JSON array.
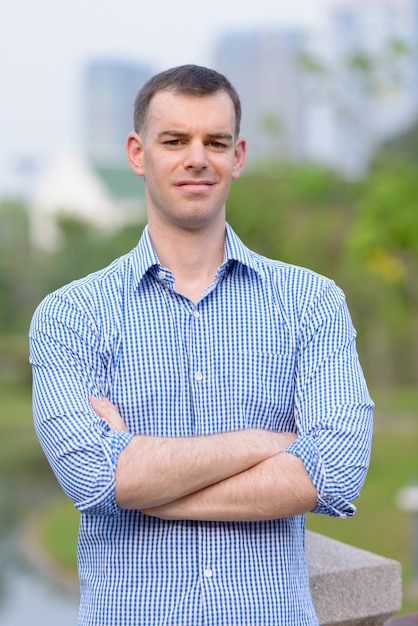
[[146, 156, 174, 179], [143, 161, 165, 184]]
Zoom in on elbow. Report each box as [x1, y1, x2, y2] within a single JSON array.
[[314, 463, 370, 518], [48, 455, 121, 517], [75, 482, 121, 517], [37, 422, 134, 516], [348, 463, 370, 502]]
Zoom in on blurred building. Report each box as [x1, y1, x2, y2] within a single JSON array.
[[326, 0, 418, 175], [30, 60, 151, 251], [213, 30, 311, 163], [83, 59, 152, 163], [30, 152, 145, 251], [213, 0, 418, 177]]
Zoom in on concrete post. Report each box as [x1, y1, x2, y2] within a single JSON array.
[[307, 531, 402, 626]]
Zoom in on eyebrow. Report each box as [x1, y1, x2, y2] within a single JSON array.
[[158, 130, 234, 143], [207, 132, 234, 143]]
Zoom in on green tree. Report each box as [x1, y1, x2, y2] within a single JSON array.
[[346, 158, 418, 388], [227, 161, 354, 282], [30, 215, 146, 301]]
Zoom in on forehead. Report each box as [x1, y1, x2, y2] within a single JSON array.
[[144, 90, 236, 135]]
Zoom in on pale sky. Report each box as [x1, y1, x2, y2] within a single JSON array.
[[0, 0, 336, 197]]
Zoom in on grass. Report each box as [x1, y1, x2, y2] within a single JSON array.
[[36, 497, 80, 573], [2, 380, 418, 614]]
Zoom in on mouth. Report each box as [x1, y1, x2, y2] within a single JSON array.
[[176, 180, 215, 186], [175, 180, 215, 194]]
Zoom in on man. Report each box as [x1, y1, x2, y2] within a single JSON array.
[[30, 64, 373, 625]]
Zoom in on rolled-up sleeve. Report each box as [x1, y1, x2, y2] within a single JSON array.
[[286, 281, 373, 518], [29, 292, 133, 517]]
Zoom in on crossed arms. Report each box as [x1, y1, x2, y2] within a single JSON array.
[[30, 282, 373, 522], [90, 397, 318, 522]]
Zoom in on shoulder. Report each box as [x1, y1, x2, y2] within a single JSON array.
[[227, 227, 339, 301], [240, 247, 349, 336], [30, 247, 136, 332], [247, 247, 344, 301]]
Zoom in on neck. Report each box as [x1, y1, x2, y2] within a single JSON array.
[[148, 220, 226, 303]]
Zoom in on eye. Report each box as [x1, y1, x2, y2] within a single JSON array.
[[209, 141, 227, 149], [164, 139, 182, 146]]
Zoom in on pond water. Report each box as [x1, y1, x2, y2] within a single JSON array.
[[0, 531, 79, 625], [0, 479, 79, 625]]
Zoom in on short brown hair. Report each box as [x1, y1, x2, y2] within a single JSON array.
[[133, 64, 242, 137]]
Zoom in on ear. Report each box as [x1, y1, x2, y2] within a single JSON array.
[[126, 132, 145, 176], [232, 136, 247, 180]]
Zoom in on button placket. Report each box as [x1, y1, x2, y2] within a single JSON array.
[[192, 307, 203, 383]]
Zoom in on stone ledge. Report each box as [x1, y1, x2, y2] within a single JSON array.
[[307, 531, 402, 626]]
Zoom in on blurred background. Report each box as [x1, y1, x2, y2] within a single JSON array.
[[1, 0, 418, 622]]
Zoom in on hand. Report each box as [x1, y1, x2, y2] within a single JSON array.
[[90, 396, 129, 432]]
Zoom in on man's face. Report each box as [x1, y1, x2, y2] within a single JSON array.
[[127, 90, 246, 233]]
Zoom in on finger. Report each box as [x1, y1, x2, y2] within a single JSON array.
[[90, 396, 117, 419], [90, 397, 129, 432]]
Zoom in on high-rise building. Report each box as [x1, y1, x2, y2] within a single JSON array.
[[328, 0, 418, 175], [213, 30, 310, 163], [83, 60, 152, 163], [213, 1, 418, 177]]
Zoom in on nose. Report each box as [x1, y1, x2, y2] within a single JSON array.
[[183, 141, 208, 171]]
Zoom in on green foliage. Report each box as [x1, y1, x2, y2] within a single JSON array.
[[351, 164, 418, 256], [0, 200, 32, 332], [344, 157, 418, 387], [297, 51, 328, 76], [31, 215, 146, 301], [374, 119, 418, 165], [227, 162, 353, 281], [298, 37, 415, 128], [346, 50, 377, 92]]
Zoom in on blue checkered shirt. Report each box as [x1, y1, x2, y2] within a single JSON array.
[[30, 224, 373, 625]]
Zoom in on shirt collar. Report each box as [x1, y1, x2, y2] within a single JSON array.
[[224, 223, 265, 277], [131, 223, 265, 287], [131, 226, 161, 286]]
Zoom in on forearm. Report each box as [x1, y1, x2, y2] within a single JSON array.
[[115, 430, 296, 509], [142, 451, 317, 521]]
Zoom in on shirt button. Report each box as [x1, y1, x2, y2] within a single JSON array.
[[158, 270, 166, 280], [193, 310, 200, 319], [204, 569, 213, 578], [195, 371, 203, 382]]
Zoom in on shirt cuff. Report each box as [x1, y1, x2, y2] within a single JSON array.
[[76, 430, 134, 517], [286, 435, 357, 519]]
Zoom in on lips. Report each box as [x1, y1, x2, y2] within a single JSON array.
[[176, 180, 215, 187], [175, 180, 215, 195]]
